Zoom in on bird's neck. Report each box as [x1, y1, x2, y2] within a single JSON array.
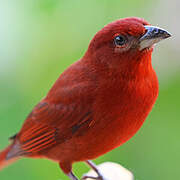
[[85, 48, 154, 80], [124, 49, 154, 79]]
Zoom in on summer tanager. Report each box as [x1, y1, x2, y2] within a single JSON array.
[[0, 17, 171, 180]]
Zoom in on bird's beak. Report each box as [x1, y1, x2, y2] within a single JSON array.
[[139, 25, 171, 50]]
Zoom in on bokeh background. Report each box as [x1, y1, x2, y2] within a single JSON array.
[[0, 0, 179, 180]]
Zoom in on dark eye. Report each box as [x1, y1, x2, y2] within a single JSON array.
[[114, 35, 126, 46]]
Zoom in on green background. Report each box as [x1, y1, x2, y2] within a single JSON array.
[[0, 0, 179, 180]]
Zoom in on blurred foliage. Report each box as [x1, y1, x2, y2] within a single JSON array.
[[0, 0, 179, 180]]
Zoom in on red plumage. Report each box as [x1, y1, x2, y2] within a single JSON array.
[[0, 17, 171, 179], [0, 145, 18, 170]]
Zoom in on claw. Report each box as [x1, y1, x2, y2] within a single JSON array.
[[81, 175, 104, 180], [82, 160, 106, 180]]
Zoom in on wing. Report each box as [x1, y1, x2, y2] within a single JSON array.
[[15, 60, 97, 155], [17, 99, 94, 155]]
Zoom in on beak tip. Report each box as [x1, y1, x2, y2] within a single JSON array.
[[164, 32, 171, 39]]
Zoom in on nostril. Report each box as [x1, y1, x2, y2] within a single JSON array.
[[152, 28, 159, 34]]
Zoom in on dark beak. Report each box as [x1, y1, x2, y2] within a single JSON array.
[[139, 25, 171, 50]]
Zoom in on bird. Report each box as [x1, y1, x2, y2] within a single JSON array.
[[0, 17, 171, 180]]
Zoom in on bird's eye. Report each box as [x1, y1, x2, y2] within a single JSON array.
[[114, 35, 126, 46]]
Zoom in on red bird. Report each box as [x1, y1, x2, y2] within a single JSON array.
[[0, 17, 171, 180]]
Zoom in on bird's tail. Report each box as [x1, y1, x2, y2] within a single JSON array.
[[0, 144, 18, 171]]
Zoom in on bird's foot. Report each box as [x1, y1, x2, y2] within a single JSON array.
[[81, 174, 104, 180], [81, 160, 106, 180]]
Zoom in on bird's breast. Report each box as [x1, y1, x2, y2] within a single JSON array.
[[90, 71, 159, 151]]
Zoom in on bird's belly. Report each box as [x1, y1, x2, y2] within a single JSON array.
[[70, 91, 157, 161], [79, 119, 146, 160]]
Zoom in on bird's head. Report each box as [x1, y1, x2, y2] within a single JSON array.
[[86, 17, 171, 70]]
